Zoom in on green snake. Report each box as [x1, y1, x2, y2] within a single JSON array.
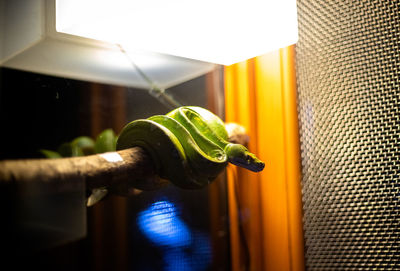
[[116, 106, 264, 189]]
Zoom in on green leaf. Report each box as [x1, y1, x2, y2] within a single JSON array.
[[57, 142, 73, 157], [40, 149, 62, 159], [94, 129, 117, 153], [71, 136, 95, 156]]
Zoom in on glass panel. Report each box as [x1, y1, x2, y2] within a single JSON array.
[[0, 65, 230, 270]]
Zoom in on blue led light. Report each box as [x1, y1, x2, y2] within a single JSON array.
[[137, 200, 191, 247], [137, 200, 212, 270]]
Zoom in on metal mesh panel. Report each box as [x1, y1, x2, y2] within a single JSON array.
[[295, 0, 400, 270]]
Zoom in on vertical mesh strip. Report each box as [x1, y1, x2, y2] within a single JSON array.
[[295, 0, 400, 270]]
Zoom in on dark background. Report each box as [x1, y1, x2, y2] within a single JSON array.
[[0, 67, 229, 271]]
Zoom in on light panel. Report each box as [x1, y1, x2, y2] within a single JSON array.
[[56, 0, 298, 65], [0, 0, 215, 90]]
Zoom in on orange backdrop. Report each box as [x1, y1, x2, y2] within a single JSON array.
[[224, 45, 305, 271]]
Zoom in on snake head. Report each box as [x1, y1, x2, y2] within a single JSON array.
[[225, 144, 265, 172]]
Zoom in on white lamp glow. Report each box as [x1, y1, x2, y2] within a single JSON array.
[[1, 0, 298, 89], [0, 0, 216, 89], [56, 0, 298, 65]]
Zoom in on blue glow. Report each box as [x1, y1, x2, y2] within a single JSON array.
[[137, 200, 212, 270], [137, 200, 191, 247], [164, 248, 192, 271], [164, 231, 212, 271]]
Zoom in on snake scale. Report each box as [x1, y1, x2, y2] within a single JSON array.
[[116, 106, 265, 189]]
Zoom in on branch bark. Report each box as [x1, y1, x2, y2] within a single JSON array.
[[0, 123, 249, 193]]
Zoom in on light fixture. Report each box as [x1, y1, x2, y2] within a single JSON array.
[[1, 0, 298, 88], [56, 0, 298, 65], [0, 0, 215, 89]]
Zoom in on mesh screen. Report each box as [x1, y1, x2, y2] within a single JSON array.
[[295, 0, 400, 270]]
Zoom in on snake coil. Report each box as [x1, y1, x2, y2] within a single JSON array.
[[116, 106, 264, 189]]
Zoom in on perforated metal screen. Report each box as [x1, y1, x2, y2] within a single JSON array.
[[295, 0, 400, 270]]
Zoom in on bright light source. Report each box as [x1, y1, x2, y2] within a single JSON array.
[[56, 0, 298, 65], [137, 201, 191, 247]]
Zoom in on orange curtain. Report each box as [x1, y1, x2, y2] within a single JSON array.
[[224, 45, 305, 271]]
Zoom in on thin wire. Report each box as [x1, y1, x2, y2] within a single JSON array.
[[117, 44, 182, 110]]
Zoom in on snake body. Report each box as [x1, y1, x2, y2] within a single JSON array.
[[116, 106, 264, 189]]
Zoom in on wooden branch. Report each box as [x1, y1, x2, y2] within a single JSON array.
[[0, 147, 166, 193], [0, 123, 249, 193]]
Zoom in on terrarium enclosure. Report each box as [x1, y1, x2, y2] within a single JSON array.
[[2, 1, 399, 271]]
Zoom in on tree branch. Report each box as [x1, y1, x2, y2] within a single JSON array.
[[0, 123, 249, 193]]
